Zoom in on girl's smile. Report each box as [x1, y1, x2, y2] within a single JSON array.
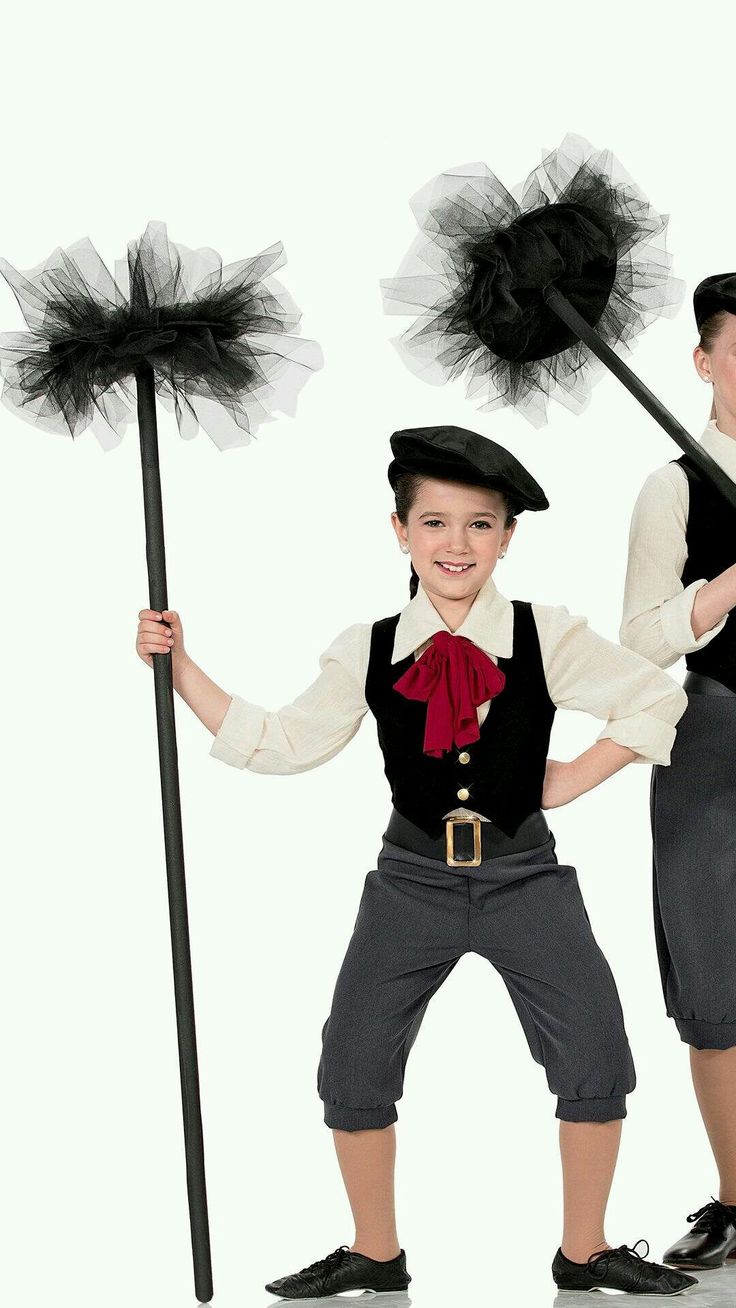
[[435, 561, 475, 575]]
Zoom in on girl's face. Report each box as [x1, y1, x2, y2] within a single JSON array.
[[694, 313, 736, 426], [391, 476, 516, 605]]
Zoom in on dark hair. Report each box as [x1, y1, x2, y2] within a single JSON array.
[[393, 471, 520, 598], [698, 309, 731, 422]]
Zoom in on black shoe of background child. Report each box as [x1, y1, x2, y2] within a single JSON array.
[[552, 1240, 698, 1295], [264, 1244, 411, 1299], [663, 1197, 736, 1268]]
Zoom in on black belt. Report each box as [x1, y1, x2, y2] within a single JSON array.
[[384, 807, 551, 868], [683, 671, 736, 697]]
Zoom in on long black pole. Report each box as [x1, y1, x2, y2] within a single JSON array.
[[543, 285, 736, 515], [135, 362, 213, 1304]]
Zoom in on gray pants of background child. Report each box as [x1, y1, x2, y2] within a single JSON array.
[[317, 827, 636, 1128], [651, 691, 736, 1050]]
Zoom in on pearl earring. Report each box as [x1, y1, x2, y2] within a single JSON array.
[[400, 544, 410, 554], [499, 551, 506, 558]]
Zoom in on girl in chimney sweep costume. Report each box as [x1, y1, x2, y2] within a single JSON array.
[[136, 424, 695, 1298], [621, 275, 736, 1274]]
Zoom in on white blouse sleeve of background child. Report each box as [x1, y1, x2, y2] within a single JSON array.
[[208, 623, 372, 774], [619, 464, 728, 667], [533, 602, 688, 767]]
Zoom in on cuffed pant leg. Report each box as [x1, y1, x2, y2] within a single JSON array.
[[317, 845, 466, 1129], [556, 1095, 627, 1122], [675, 1018, 736, 1050], [469, 836, 636, 1122], [323, 1103, 398, 1131]]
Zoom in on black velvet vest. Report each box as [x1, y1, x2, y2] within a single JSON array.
[[675, 454, 736, 692], [365, 599, 556, 838]]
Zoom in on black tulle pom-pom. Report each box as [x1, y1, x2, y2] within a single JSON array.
[[381, 133, 684, 427], [0, 220, 323, 450]]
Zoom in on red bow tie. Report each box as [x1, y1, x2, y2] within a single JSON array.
[[392, 629, 506, 758]]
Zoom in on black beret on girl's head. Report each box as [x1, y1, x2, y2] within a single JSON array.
[[693, 273, 736, 331], [387, 423, 549, 513]]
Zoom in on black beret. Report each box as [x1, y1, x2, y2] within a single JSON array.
[[387, 424, 549, 512], [693, 272, 736, 331]]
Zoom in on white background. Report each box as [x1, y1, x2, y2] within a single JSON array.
[[1, 3, 735, 1305]]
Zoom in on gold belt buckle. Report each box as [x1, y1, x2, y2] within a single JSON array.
[[445, 816, 482, 868]]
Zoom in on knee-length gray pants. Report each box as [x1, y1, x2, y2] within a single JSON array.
[[317, 827, 636, 1128], [651, 692, 736, 1050]]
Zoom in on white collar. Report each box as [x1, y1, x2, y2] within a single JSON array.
[[699, 418, 736, 482], [391, 572, 515, 663]]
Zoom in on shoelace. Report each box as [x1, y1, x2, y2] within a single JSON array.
[[587, 1239, 659, 1290], [298, 1245, 351, 1278], [687, 1197, 736, 1232]]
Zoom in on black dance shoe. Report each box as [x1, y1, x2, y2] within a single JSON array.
[[265, 1244, 411, 1299], [663, 1197, 736, 1269], [552, 1240, 698, 1294]]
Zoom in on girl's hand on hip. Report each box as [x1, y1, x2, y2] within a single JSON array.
[[136, 608, 187, 670]]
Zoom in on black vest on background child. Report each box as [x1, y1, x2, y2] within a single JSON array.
[[365, 599, 556, 838], [675, 453, 736, 693]]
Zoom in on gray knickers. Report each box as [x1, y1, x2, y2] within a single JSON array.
[[317, 827, 636, 1129], [651, 691, 736, 1050]]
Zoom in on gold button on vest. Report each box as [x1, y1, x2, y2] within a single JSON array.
[[457, 787, 470, 801], [458, 751, 470, 764]]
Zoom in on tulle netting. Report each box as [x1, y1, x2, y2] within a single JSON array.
[[381, 133, 684, 427], [0, 220, 323, 451]]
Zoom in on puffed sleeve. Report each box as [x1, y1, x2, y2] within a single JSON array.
[[619, 464, 728, 667], [208, 622, 372, 774], [533, 603, 688, 766]]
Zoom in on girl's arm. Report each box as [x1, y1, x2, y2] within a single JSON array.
[[542, 740, 636, 809], [619, 465, 730, 666], [534, 601, 688, 809], [173, 655, 232, 736], [691, 561, 736, 639], [174, 622, 372, 775]]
